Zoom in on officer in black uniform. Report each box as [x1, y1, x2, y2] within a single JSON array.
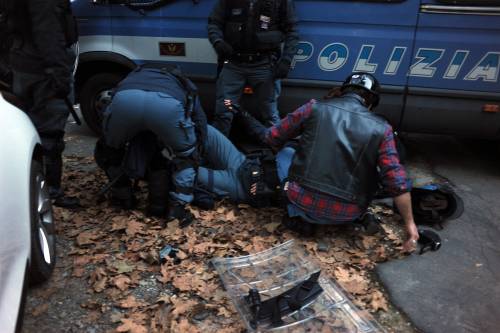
[[4, 0, 78, 207], [207, 0, 299, 137]]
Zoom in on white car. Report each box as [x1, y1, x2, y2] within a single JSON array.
[[0, 92, 56, 332]]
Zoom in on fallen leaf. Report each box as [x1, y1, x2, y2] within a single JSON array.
[[170, 298, 198, 318], [116, 318, 148, 333], [113, 275, 132, 291], [76, 230, 98, 246], [370, 290, 389, 312], [117, 295, 145, 309], [113, 260, 135, 274], [263, 222, 281, 233], [73, 267, 85, 277], [126, 220, 145, 236], [31, 303, 49, 317]]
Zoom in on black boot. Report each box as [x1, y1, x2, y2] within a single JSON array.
[[49, 187, 80, 209], [167, 202, 195, 228], [109, 185, 136, 210], [43, 136, 80, 208], [354, 212, 382, 235], [281, 214, 315, 237], [147, 168, 169, 217]]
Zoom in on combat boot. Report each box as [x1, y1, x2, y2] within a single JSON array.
[[167, 201, 195, 228]]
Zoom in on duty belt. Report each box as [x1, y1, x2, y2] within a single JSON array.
[[231, 52, 270, 63]]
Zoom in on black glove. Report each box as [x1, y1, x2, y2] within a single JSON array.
[[214, 40, 234, 60], [45, 67, 71, 98], [274, 59, 291, 79]]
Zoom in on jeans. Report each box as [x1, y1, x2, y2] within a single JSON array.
[[213, 60, 275, 136], [103, 89, 197, 204], [197, 125, 248, 201]]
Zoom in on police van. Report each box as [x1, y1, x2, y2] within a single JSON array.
[[72, 0, 500, 138]]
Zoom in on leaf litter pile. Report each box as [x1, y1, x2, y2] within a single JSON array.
[[24, 155, 417, 333]]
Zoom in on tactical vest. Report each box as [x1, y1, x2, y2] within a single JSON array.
[[224, 0, 286, 53], [288, 94, 387, 208], [4, 0, 77, 47]]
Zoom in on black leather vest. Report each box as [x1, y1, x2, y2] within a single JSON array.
[[288, 94, 387, 208], [224, 0, 284, 53]]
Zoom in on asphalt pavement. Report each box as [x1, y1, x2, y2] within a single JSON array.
[[377, 135, 500, 333]]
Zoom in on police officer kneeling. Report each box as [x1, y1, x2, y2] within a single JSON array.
[[238, 73, 419, 252], [95, 63, 207, 227]]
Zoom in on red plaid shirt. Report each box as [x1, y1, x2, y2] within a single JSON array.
[[265, 99, 410, 222]]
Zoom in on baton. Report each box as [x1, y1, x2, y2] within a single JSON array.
[[64, 97, 82, 125]]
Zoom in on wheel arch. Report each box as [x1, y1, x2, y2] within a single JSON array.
[[75, 51, 137, 102]]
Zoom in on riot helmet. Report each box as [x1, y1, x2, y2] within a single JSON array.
[[341, 72, 381, 108]]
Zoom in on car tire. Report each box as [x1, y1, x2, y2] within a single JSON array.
[[80, 72, 125, 135], [28, 160, 56, 285]]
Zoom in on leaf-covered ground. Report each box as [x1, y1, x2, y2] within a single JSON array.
[[22, 156, 418, 333]]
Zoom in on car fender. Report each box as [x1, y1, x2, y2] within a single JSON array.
[[0, 93, 40, 333]]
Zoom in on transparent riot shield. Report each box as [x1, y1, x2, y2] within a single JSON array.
[[211, 240, 386, 332]]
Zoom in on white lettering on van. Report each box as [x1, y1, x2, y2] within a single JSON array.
[[464, 52, 500, 82], [384, 47, 406, 75], [443, 50, 469, 80], [409, 48, 445, 77], [353, 45, 377, 73], [318, 43, 349, 71], [292, 41, 314, 68]]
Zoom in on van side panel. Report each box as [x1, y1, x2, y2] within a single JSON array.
[[280, 0, 420, 124], [403, 0, 500, 137]]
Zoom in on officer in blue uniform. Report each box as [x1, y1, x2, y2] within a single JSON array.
[[96, 63, 207, 227], [207, 0, 299, 136]]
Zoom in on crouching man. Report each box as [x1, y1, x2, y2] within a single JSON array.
[[95, 63, 208, 227], [227, 72, 419, 252]]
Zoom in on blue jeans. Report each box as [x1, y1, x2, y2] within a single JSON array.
[[213, 60, 275, 136], [103, 89, 197, 204], [197, 125, 248, 201]]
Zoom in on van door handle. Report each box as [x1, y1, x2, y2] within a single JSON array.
[[420, 4, 500, 15]]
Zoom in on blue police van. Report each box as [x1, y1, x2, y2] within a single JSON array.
[[72, 0, 500, 138]]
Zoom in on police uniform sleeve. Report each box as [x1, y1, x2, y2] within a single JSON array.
[[29, 0, 71, 97], [207, 0, 226, 46], [280, 0, 299, 64]]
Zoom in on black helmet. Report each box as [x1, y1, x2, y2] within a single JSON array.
[[341, 72, 381, 108]]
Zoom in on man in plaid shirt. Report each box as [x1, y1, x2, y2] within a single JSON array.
[[236, 72, 419, 252]]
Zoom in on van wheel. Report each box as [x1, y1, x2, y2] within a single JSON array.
[[29, 160, 56, 285], [80, 72, 125, 135]]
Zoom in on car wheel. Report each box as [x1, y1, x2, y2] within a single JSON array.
[[29, 160, 56, 285], [80, 72, 125, 135]]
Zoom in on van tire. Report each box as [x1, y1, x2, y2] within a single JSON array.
[[80, 72, 125, 135]]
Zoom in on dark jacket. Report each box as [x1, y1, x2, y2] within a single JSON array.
[[288, 94, 387, 208], [6, 0, 72, 75], [207, 0, 298, 63], [114, 65, 208, 147]]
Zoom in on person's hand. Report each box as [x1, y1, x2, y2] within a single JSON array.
[[274, 59, 291, 79], [214, 40, 233, 59], [402, 220, 419, 253], [224, 99, 234, 112]]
